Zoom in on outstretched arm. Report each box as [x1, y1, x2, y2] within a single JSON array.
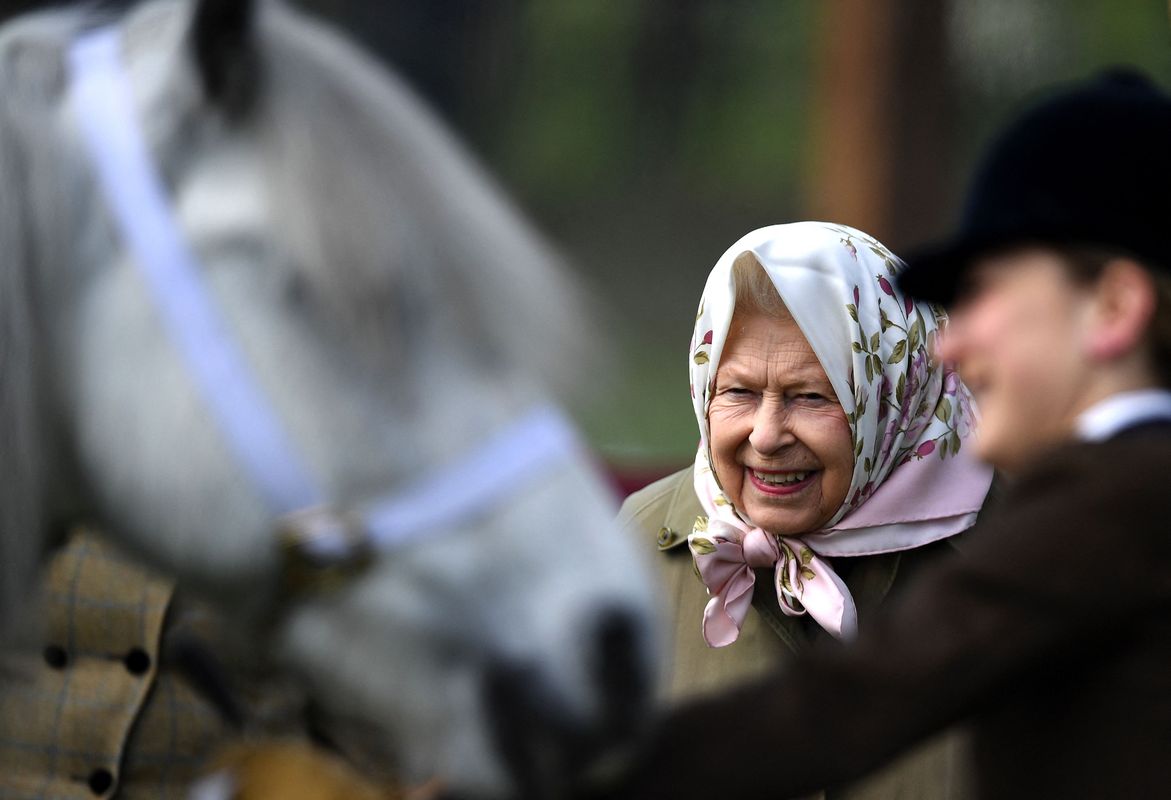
[[598, 442, 1171, 799]]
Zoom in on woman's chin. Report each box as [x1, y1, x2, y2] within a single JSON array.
[[742, 500, 819, 538]]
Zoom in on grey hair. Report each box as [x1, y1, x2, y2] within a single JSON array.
[[732, 251, 790, 318]]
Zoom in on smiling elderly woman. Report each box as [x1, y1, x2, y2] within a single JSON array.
[[620, 222, 993, 799]]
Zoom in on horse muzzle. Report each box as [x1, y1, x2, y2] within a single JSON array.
[[479, 607, 653, 800]]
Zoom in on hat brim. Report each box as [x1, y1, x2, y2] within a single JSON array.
[[897, 232, 1028, 308]]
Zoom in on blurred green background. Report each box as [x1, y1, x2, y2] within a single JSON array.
[[292, 0, 1171, 480], [7, 0, 1168, 481]]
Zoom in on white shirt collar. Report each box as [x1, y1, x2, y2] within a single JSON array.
[[1075, 389, 1171, 442]]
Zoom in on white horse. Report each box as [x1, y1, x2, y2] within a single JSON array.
[[0, 0, 658, 796]]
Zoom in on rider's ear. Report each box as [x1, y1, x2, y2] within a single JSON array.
[[1083, 258, 1159, 362], [190, 0, 259, 117]]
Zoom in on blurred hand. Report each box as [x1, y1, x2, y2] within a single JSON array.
[[191, 740, 441, 800]]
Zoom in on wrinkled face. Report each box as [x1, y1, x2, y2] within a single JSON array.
[[708, 310, 854, 534], [936, 248, 1092, 471]]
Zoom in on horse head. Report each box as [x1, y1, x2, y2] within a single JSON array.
[[0, 1, 659, 795]]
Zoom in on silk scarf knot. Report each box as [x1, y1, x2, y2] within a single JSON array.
[[688, 518, 856, 647]]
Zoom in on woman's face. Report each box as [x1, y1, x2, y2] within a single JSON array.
[[708, 309, 855, 535]]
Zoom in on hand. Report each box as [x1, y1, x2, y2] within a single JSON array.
[[191, 740, 435, 800]]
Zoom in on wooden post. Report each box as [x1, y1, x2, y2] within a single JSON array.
[[806, 0, 953, 251], [807, 0, 896, 240]]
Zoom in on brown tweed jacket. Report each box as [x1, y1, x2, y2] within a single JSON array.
[[0, 530, 301, 799]]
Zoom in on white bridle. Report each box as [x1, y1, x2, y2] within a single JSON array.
[[69, 27, 584, 577]]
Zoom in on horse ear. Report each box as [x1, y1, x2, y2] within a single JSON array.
[[190, 0, 260, 116]]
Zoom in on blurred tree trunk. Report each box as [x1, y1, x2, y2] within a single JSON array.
[[807, 0, 953, 252], [807, 0, 895, 239], [886, 0, 955, 249]]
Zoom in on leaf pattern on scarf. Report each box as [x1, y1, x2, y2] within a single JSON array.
[[834, 226, 977, 510]]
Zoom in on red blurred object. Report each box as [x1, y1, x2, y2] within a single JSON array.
[[606, 464, 682, 499]]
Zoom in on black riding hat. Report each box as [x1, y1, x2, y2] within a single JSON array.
[[898, 70, 1171, 306]]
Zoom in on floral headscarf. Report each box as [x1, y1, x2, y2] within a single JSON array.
[[688, 222, 992, 645]]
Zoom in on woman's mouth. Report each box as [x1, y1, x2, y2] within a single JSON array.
[[747, 468, 817, 495]]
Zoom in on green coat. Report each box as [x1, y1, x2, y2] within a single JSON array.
[[620, 468, 975, 800]]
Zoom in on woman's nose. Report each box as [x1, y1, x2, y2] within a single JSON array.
[[748, 399, 797, 454]]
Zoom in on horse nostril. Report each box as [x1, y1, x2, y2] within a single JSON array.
[[592, 608, 650, 739], [483, 660, 570, 800], [480, 612, 651, 798]]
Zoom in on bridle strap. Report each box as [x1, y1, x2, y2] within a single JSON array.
[[71, 27, 321, 515], [68, 26, 586, 563], [362, 405, 579, 551]]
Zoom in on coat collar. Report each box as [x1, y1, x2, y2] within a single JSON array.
[[651, 469, 904, 652]]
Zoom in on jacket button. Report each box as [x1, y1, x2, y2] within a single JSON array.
[[656, 527, 676, 547], [123, 648, 152, 676], [43, 645, 68, 669], [87, 767, 114, 795]]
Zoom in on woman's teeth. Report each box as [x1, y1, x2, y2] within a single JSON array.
[[753, 470, 811, 485]]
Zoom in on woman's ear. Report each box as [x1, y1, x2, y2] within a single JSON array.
[[1085, 258, 1158, 361], [190, 0, 259, 117]]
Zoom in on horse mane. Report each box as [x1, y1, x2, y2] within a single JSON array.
[[0, 8, 85, 638]]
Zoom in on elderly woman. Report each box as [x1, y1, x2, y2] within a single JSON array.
[[620, 222, 992, 798]]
